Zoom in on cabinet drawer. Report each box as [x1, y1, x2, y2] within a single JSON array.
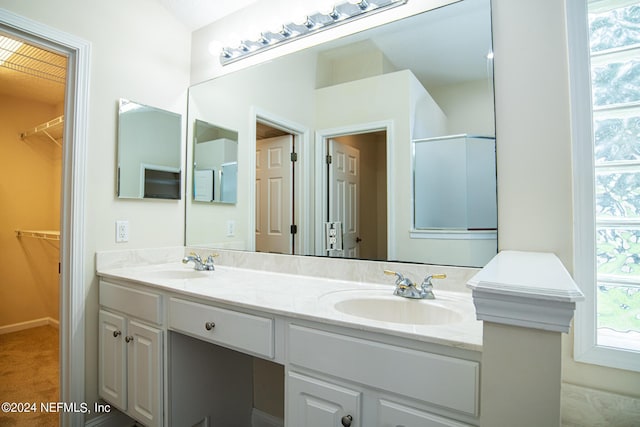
[[168, 298, 274, 358], [100, 281, 163, 325], [288, 325, 479, 417], [379, 399, 473, 427]]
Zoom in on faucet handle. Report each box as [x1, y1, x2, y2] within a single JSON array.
[[202, 253, 218, 271], [421, 273, 447, 288], [189, 251, 202, 261], [383, 269, 402, 282], [384, 269, 413, 288]]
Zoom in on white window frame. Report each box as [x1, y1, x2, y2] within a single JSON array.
[[568, 0, 640, 372]]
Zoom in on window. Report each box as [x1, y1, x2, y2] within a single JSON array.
[[590, 1, 640, 352], [572, 0, 640, 371]]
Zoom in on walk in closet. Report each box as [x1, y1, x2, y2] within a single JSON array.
[[0, 32, 66, 424]]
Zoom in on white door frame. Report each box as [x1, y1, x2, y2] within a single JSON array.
[[315, 120, 395, 258], [0, 9, 91, 427], [249, 107, 311, 255]]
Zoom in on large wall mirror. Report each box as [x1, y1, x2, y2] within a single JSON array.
[[118, 98, 183, 199], [186, 0, 496, 267]]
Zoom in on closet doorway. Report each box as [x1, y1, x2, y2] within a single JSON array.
[[0, 32, 65, 425]]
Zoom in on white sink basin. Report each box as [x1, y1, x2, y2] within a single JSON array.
[[334, 297, 464, 325], [321, 289, 470, 325]]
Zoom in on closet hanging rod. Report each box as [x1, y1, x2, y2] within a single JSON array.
[[15, 229, 60, 241], [20, 115, 63, 147]]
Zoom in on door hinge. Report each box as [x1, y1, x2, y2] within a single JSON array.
[[290, 152, 298, 162], [326, 154, 332, 164], [290, 224, 298, 235]]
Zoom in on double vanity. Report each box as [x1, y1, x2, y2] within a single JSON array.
[[96, 248, 484, 427]]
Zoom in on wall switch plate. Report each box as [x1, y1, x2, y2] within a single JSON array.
[[116, 220, 129, 243]]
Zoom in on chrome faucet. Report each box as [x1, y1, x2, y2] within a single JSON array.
[[182, 252, 217, 271], [383, 270, 446, 299]]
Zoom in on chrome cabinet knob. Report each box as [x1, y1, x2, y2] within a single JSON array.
[[341, 414, 353, 426], [125, 336, 133, 343], [113, 330, 121, 338], [205, 321, 216, 331]]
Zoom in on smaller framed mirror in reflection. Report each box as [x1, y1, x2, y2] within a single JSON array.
[[117, 98, 183, 200], [193, 119, 238, 204]]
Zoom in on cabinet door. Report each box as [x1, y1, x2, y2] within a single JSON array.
[[287, 371, 361, 427], [127, 320, 163, 427], [378, 399, 473, 427], [98, 310, 127, 410]]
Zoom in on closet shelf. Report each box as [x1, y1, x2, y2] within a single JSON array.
[[20, 115, 64, 147], [15, 229, 60, 241]]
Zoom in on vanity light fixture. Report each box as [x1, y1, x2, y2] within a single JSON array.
[[219, 0, 407, 65]]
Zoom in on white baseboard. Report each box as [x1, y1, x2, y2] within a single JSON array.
[[252, 408, 284, 427], [0, 317, 59, 334]]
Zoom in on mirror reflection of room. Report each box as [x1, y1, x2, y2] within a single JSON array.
[[187, 0, 495, 267], [325, 131, 387, 261], [193, 119, 238, 204], [117, 98, 183, 200], [255, 122, 296, 254]]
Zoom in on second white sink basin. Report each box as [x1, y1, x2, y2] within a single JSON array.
[[334, 297, 464, 325], [321, 289, 471, 325]]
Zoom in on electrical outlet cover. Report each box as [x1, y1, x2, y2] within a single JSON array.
[[116, 220, 129, 243]]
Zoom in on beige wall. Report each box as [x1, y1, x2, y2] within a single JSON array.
[[0, 95, 61, 327], [491, 0, 640, 397], [429, 79, 496, 136], [0, 0, 191, 414]]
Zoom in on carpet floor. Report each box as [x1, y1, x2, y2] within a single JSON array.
[[0, 325, 59, 426]]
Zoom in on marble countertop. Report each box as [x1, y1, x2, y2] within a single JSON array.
[[97, 262, 483, 352]]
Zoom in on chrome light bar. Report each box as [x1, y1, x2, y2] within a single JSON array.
[[219, 0, 408, 65]]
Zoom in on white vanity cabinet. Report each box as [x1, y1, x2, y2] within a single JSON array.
[[95, 264, 482, 427], [287, 370, 361, 427], [98, 280, 164, 427], [287, 324, 480, 427]]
